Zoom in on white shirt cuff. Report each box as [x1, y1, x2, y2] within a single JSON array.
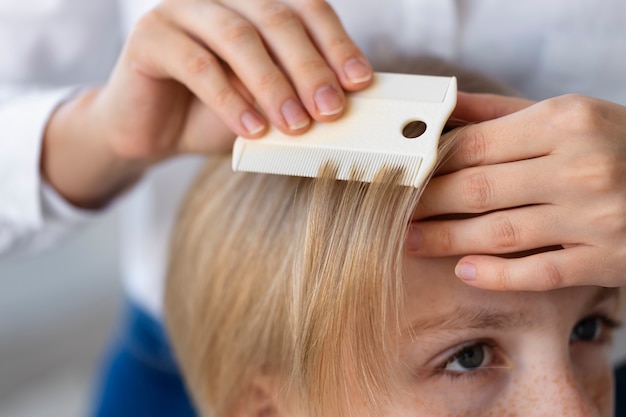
[[0, 87, 83, 256], [0, 87, 79, 226]]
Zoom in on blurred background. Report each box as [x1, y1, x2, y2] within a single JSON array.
[[1, 206, 626, 417], [0, 207, 123, 417]]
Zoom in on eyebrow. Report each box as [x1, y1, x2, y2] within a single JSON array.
[[402, 306, 533, 337], [402, 287, 620, 337], [583, 286, 620, 312]]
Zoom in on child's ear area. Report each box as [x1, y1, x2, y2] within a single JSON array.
[[225, 375, 292, 417]]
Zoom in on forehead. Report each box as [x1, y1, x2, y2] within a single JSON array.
[[400, 255, 601, 331]]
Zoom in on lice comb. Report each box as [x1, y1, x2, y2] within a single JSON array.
[[232, 73, 457, 188]]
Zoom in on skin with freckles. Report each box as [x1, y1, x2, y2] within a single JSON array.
[[255, 256, 618, 417], [389, 256, 616, 417]]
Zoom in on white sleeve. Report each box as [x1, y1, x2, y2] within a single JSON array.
[[0, 87, 99, 259], [0, 0, 127, 260]]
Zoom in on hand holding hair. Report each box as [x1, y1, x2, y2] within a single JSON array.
[[42, 0, 372, 208], [409, 92, 626, 291]]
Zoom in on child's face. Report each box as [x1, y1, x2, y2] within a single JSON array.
[[392, 255, 618, 417]]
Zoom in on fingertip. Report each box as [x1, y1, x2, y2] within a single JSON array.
[[455, 261, 477, 281], [280, 98, 311, 132], [240, 110, 267, 137], [343, 57, 373, 87], [405, 223, 423, 252], [313, 84, 345, 118]]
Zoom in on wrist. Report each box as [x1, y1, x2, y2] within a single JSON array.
[[42, 88, 150, 208]]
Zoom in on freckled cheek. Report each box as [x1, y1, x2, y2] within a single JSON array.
[[571, 345, 614, 417], [397, 376, 511, 417], [394, 361, 612, 417], [467, 362, 613, 417], [407, 396, 516, 417], [581, 359, 614, 417]]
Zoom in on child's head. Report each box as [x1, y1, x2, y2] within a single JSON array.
[[165, 61, 619, 417]]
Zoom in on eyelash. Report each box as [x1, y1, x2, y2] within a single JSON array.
[[431, 313, 623, 382], [571, 314, 623, 344], [432, 340, 503, 381], [603, 315, 623, 333]]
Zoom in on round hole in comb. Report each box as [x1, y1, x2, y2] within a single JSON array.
[[402, 120, 427, 139]]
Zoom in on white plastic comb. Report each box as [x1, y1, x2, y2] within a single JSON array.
[[232, 72, 457, 188]]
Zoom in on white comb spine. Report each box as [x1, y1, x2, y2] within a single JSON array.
[[233, 74, 457, 188]]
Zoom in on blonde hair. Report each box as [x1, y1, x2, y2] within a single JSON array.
[[165, 60, 512, 417], [165, 159, 425, 416]]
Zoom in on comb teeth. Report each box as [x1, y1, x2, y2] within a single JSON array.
[[234, 144, 424, 187]]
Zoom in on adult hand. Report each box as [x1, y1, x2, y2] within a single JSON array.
[[43, 0, 372, 207], [408, 92, 626, 291]]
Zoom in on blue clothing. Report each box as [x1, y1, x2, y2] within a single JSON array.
[[615, 362, 626, 417], [89, 302, 197, 417]]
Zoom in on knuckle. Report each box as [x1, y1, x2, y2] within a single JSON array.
[[259, 2, 298, 28], [490, 215, 519, 250], [328, 35, 357, 57], [461, 171, 492, 212], [436, 224, 454, 253], [133, 11, 158, 35], [256, 70, 285, 93], [586, 153, 622, 193], [495, 267, 514, 291], [221, 16, 258, 43], [555, 94, 604, 132], [535, 260, 563, 290], [212, 85, 239, 109], [300, 0, 335, 16], [459, 129, 488, 166], [130, 10, 164, 44], [569, 96, 601, 129], [183, 49, 218, 76], [588, 195, 626, 238], [296, 58, 334, 80], [537, 94, 565, 114], [568, 150, 622, 194]]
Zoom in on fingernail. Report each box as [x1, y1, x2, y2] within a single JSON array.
[[456, 263, 477, 281], [241, 111, 266, 135], [281, 98, 310, 131], [344, 58, 372, 84], [314, 85, 343, 116], [405, 224, 423, 251]]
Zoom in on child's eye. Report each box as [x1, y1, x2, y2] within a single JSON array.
[[442, 342, 494, 373], [570, 315, 621, 343], [570, 317, 602, 342]]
